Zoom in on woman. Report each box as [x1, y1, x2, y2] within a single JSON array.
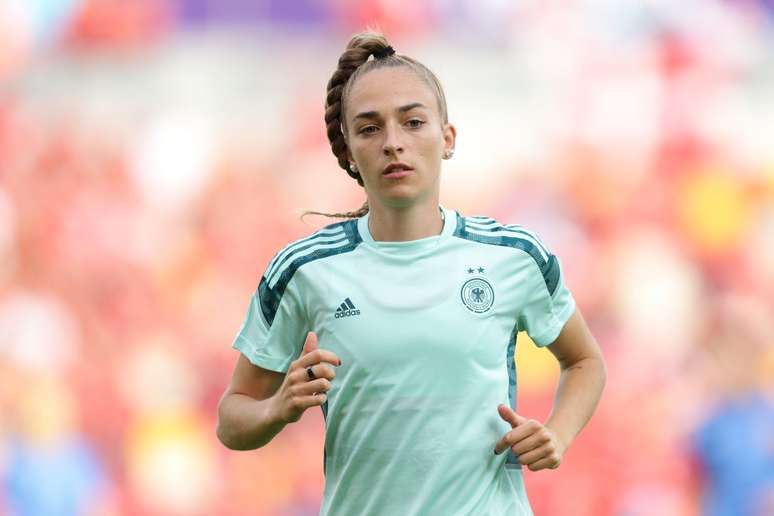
[[217, 31, 607, 516]]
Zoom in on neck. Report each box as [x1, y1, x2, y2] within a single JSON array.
[[367, 201, 444, 242]]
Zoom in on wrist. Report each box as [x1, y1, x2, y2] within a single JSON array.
[[544, 420, 573, 453], [267, 394, 288, 426]]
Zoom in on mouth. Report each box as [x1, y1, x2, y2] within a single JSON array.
[[382, 162, 414, 179]]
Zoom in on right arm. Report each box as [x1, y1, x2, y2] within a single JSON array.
[[216, 354, 287, 450], [216, 331, 339, 451]]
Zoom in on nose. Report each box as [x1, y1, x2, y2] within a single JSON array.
[[382, 123, 404, 156]]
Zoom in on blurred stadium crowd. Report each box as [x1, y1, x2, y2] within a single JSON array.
[[1, 1, 773, 515]]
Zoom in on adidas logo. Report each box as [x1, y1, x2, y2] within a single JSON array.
[[335, 297, 361, 319]]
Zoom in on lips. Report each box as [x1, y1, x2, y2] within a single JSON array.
[[382, 162, 414, 176]]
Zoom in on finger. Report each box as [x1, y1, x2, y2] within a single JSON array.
[[289, 364, 337, 387], [502, 417, 543, 446], [301, 331, 318, 355], [526, 455, 561, 472], [297, 348, 342, 369], [510, 429, 551, 456], [494, 430, 516, 455], [309, 363, 337, 381], [517, 444, 554, 467], [497, 404, 527, 428], [494, 418, 543, 455], [296, 378, 333, 396], [297, 393, 327, 411]]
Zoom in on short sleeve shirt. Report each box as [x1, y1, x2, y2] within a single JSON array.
[[233, 205, 576, 516]]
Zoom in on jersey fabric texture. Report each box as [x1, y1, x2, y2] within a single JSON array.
[[233, 205, 576, 516]]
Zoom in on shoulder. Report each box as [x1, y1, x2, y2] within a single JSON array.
[[452, 214, 551, 263], [256, 218, 362, 326], [262, 218, 362, 289], [452, 213, 562, 295]]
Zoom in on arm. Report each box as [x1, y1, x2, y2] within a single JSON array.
[[543, 307, 607, 450], [495, 308, 606, 470], [216, 354, 288, 451], [217, 332, 340, 451]]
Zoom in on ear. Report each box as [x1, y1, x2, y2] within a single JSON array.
[[442, 123, 457, 154]]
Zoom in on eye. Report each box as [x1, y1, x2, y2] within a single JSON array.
[[406, 119, 425, 129], [358, 125, 379, 135]]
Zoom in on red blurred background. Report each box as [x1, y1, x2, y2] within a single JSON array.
[[1, 1, 772, 515]]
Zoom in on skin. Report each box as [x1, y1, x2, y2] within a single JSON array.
[[217, 64, 607, 475], [343, 66, 456, 242], [494, 309, 606, 471], [216, 333, 339, 450]]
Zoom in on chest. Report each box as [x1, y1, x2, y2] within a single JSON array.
[[302, 249, 527, 380]]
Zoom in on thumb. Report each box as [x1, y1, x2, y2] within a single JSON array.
[[302, 331, 318, 355], [497, 404, 527, 428]]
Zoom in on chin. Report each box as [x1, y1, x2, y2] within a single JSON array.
[[377, 189, 432, 209]]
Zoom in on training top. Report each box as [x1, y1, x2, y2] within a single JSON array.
[[233, 205, 576, 516]]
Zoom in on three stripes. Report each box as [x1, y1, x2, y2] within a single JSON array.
[[463, 216, 551, 262], [337, 298, 357, 312], [257, 220, 360, 327], [455, 214, 560, 296], [264, 225, 352, 289], [263, 214, 553, 288]]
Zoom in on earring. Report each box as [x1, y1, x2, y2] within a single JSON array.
[[443, 149, 455, 160], [349, 162, 359, 173]]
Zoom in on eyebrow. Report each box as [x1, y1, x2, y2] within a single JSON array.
[[352, 102, 427, 122]]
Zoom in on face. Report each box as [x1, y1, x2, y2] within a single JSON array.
[[344, 66, 456, 209]]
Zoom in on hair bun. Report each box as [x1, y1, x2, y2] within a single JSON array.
[[372, 46, 395, 59]]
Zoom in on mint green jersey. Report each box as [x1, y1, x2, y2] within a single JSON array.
[[233, 205, 576, 515]]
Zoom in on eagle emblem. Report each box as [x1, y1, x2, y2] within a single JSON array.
[[461, 278, 495, 313]]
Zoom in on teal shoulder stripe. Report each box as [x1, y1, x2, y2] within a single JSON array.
[[258, 219, 361, 327], [453, 214, 560, 296], [541, 254, 560, 298], [265, 226, 348, 284]]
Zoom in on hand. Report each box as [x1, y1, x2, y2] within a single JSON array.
[[493, 404, 567, 471], [272, 331, 341, 424]]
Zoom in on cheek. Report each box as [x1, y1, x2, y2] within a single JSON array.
[[349, 142, 372, 164], [419, 125, 446, 146], [417, 134, 445, 157]]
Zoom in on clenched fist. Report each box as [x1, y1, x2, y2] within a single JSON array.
[[272, 331, 341, 424], [494, 404, 567, 472]]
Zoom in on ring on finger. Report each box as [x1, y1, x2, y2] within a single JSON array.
[[306, 366, 317, 381]]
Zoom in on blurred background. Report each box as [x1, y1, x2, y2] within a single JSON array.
[[1, 1, 773, 515]]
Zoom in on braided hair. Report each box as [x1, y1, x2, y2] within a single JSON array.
[[304, 30, 449, 220]]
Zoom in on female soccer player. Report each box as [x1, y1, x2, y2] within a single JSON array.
[[217, 31, 607, 515]]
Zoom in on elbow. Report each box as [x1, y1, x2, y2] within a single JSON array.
[[216, 415, 252, 451], [586, 351, 607, 381], [216, 398, 261, 451], [597, 351, 608, 381], [593, 353, 608, 393], [215, 409, 237, 450], [215, 420, 234, 450], [563, 353, 607, 388], [215, 396, 243, 450]]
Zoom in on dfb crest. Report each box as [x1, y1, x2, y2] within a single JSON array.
[[460, 278, 495, 313]]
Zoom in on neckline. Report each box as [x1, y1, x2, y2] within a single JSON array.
[[357, 205, 456, 250]]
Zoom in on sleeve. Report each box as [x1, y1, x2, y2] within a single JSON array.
[[516, 247, 576, 347], [231, 273, 310, 373]]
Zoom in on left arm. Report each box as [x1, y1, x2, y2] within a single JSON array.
[[543, 307, 607, 450], [494, 308, 606, 470]]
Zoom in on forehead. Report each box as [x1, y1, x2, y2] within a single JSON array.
[[346, 66, 436, 119]]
